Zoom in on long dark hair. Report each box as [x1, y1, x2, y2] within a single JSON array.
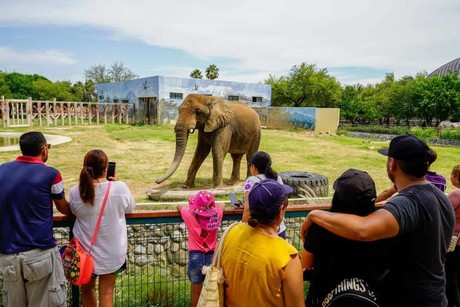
[[250, 151, 278, 180], [79, 149, 108, 205]]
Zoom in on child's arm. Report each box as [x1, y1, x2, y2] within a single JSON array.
[[301, 248, 314, 270], [177, 204, 187, 213], [218, 202, 226, 211]]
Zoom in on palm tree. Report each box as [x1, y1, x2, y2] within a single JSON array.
[[190, 69, 203, 79], [205, 64, 219, 80]]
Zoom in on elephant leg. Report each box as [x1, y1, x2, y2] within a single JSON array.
[[211, 149, 226, 188], [184, 143, 211, 188], [246, 134, 261, 178], [228, 153, 244, 185]]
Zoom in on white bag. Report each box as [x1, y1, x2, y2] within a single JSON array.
[[197, 222, 240, 307]]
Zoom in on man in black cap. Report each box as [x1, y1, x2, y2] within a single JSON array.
[[300, 135, 455, 307]]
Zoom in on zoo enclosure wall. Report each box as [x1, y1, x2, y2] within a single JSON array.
[[0, 204, 329, 307], [1, 96, 339, 134]]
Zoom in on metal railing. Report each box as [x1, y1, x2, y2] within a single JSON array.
[[1, 204, 327, 306]]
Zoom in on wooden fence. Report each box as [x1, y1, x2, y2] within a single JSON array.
[[0, 96, 135, 128]]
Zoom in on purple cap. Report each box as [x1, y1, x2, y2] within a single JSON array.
[[248, 179, 293, 211]]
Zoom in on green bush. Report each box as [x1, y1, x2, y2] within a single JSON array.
[[340, 125, 460, 142], [410, 128, 437, 141], [440, 129, 460, 140], [114, 271, 190, 307], [341, 125, 410, 135]]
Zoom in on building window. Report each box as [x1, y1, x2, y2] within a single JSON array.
[[113, 99, 119, 103], [170, 92, 183, 99], [252, 96, 262, 102], [121, 99, 129, 103], [228, 95, 239, 101]]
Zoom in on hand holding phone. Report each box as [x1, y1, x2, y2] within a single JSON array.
[[229, 193, 242, 208], [107, 162, 116, 181]]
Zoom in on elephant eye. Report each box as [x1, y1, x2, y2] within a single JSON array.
[[195, 109, 202, 116]]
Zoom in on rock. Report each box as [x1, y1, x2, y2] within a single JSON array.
[[154, 244, 164, 255], [134, 245, 146, 254]]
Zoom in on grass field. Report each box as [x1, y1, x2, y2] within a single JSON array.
[[1, 124, 460, 203]]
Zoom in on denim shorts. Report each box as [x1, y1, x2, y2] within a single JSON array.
[[187, 251, 214, 284]]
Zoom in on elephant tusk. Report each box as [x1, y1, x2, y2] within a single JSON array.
[[189, 128, 195, 134]]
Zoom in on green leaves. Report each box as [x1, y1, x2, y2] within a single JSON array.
[[190, 69, 203, 79], [205, 64, 219, 80], [265, 62, 341, 107]]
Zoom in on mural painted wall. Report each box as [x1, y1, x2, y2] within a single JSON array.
[[254, 107, 340, 133], [265, 107, 316, 130]]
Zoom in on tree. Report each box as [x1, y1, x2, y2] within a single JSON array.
[[190, 69, 203, 79], [266, 63, 342, 107], [84, 80, 96, 102], [413, 73, 460, 125], [84, 64, 110, 84], [32, 79, 74, 101], [0, 72, 12, 98], [109, 62, 138, 82], [337, 84, 363, 122], [84, 62, 137, 84], [4, 72, 49, 99], [72, 81, 85, 101], [205, 64, 219, 80]]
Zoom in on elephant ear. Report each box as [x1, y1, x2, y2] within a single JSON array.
[[204, 97, 234, 132]]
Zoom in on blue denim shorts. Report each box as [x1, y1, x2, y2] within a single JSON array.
[[187, 251, 214, 284]]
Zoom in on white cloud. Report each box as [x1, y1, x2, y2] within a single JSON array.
[[0, 47, 75, 65], [1, 0, 459, 83]]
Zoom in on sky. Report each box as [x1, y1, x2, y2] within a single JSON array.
[[0, 0, 459, 86]]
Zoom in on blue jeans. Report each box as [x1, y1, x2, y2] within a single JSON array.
[[187, 251, 214, 284]]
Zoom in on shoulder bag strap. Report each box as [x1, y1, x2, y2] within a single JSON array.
[[89, 181, 112, 252], [212, 221, 241, 267]]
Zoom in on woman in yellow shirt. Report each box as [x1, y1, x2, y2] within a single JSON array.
[[221, 179, 304, 306]]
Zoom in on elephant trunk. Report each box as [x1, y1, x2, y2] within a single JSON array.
[[155, 127, 189, 184]]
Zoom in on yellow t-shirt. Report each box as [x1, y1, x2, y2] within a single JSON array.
[[221, 223, 299, 307]]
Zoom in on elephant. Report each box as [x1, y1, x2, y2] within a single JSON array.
[[155, 94, 261, 188]]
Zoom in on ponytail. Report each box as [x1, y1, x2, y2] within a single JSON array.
[[264, 166, 278, 180], [78, 149, 109, 206], [79, 166, 96, 205]]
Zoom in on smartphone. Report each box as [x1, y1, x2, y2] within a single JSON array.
[[107, 162, 116, 180], [229, 193, 239, 208]]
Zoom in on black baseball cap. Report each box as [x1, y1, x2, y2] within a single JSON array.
[[378, 135, 430, 162], [331, 169, 376, 216]]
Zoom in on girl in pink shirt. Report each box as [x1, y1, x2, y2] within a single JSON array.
[[177, 191, 225, 307]]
